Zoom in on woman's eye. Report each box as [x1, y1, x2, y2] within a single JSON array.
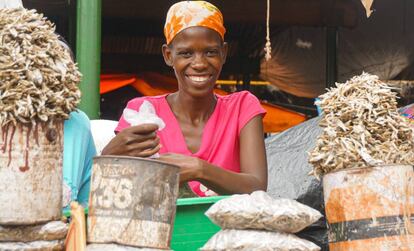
[[178, 51, 192, 57], [206, 50, 218, 56]]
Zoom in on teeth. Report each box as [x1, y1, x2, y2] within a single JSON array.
[[188, 75, 209, 82]]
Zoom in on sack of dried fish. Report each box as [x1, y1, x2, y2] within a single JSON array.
[[0, 8, 81, 126], [309, 73, 414, 176], [205, 191, 322, 233], [200, 229, 321, 251]]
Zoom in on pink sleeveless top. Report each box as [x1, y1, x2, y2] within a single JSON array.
[[115, 91, 266, 196]]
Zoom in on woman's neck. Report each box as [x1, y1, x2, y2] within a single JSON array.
[[168, 91, 217, 124]]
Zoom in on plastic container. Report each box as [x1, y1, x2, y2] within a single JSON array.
[[171, 196, 227, 251]]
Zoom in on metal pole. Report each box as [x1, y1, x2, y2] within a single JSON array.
[[68, 0, 77, 56], [326, 26, 338, 89], [76, 0, 101, 119]]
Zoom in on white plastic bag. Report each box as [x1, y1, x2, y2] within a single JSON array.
[[123, 101, 165, 130], [200, 229, 321, 251], [123, 101, 165, 158], [205, 191, 322, 233], [0, 0, 23, 9], [90, 119, 118, 155]]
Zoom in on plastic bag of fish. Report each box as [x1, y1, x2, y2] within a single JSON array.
[[86, 244, 171, 251], [206, 191, 322, 233], [200, 229, 320, 251]]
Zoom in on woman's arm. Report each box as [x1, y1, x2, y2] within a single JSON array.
[[159, 115, 267, 194]]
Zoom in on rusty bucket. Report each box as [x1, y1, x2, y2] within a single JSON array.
[[323, 165, 414, 251], [87, 156, 180, 249], [0, 122, 64, 225]]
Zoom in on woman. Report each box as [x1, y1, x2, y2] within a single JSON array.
[[57, 36, 97, 209], [102, 1, 267, 197]]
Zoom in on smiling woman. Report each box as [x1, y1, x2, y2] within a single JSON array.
[[102, 1, 268, 197]]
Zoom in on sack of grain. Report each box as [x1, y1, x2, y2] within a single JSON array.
[[205, 191, 322, 233], [200, 229, 320, 251]]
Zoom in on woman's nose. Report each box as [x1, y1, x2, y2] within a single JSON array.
[[191, 53, 208, 70]]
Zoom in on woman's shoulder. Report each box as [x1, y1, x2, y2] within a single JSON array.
[[218, 90, 261, 105], [64, 109, 91, 130], [216, 91, 265, 123]]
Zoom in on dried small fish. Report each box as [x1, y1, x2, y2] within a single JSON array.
[[0, 8, 81, 127], [309, 73, 414, 176]]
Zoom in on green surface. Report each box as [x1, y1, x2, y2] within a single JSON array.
[[171, 196, 227, 251], [76, 0, 101, 119]]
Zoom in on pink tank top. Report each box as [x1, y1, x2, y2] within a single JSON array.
[[115, 91, 266, 196]]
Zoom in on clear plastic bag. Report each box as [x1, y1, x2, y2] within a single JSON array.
[[123, 100, 166, 158], [123, 101, 165, 130], [205, 191, 322, 233], [200, 229, 320, 251], [86, 244, 171, 251]]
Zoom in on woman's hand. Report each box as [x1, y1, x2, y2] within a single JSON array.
[[159, 116, 267, 195], [101, 124, 161, 157], [158, 153, 204, 184], [164, 115, 267, 195]]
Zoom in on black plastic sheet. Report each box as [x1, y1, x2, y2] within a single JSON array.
[[265, 117, 328, 250]]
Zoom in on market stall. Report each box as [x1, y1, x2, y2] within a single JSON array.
[[1, 1, 413, 251]]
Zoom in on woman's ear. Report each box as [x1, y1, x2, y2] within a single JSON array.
[[162, 44, 173, 67]]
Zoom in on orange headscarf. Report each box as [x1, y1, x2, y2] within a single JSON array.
[[164, 1, 226, 44]]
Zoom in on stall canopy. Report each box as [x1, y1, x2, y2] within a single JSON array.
[[100, 73, 306, 133], [260, 0, 414, 98], [23, 0, 414, 115], [23, 0, 363, 80]]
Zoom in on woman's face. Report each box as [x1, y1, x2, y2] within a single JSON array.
[[162, 26, 228, 97]]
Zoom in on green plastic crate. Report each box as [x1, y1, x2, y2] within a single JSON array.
[[171, 196, 227, 251]]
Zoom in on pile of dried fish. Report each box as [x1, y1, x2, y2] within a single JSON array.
[[0, 8, 81, 126], [309, 73, 414, 176]]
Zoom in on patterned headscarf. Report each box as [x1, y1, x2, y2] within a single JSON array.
[[164, 1, 226, 44]]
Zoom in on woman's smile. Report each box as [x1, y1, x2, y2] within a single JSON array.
[[186, 74, 213, 85]]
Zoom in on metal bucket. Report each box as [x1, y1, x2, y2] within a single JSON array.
[[323, 165, 414, 251], [87, 156, 180, 249], [0, 122, 64, 225]]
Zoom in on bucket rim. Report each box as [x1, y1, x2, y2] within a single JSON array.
[[93, 155, 180, 169], [323, 164, 413, 177]]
